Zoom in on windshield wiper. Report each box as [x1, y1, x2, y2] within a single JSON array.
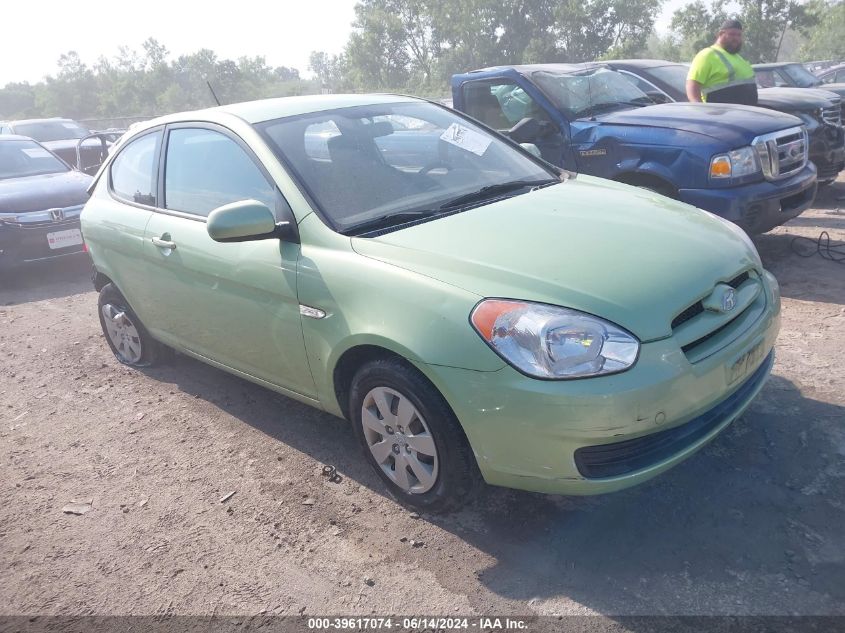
[[438, 178, 559, 212], [347, 209, 440, 235]]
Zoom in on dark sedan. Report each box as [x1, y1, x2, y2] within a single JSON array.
[[599, 59, 845, 185], [0, 118, 110, 175], [0, 136, 92, 270]]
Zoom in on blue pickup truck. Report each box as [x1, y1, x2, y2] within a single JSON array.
[[451, 64, 818, 233]]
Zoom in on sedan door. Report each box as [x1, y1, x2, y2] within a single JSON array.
[[140, 123, 315, 399]]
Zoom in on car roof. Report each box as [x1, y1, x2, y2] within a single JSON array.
[[468, 63, 585, 75], [0, 134, 42, 142], [601, 59, 683, 69], [752, 62, 803, 69], [136, 93, 423, 129], [6, 117, 78, 125], [820, 63, 845, 74]]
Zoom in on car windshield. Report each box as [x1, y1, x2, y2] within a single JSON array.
[[257, 101, 557, 234], [13, 120, 90, 142], [780, 64, 822, 88], [0, 140, 69, 179], [647, 65, 690, 94], [533, 68, 653, 118]]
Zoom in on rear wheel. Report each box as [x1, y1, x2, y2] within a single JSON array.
[[349, 358, 479, 513], [97, 283, 160, 366]]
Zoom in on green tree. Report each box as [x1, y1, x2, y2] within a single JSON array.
[[308, 51, 350, 92], [670, 0, 817, 63], [800, 0, 845, 60]]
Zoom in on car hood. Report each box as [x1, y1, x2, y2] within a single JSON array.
[[758, 87, 840, 110], [0, 170, 92, 213], [809, 83, 845, 98], [596, 102, 802, 145], [351, 176, 760, 342]]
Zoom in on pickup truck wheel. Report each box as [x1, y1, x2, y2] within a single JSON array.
[[349, 358, 478, 513], [97, 283, 160, 367]]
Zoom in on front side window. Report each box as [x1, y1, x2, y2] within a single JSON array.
[[258, 101, 556, 233], [12, 120, 90, 142], [164, 128, 276, 217], [463, 82, 550, 130], [620, 72, 659, 95], [0, 139, 69, 180], [533, 68, 652, 118], [647, 65, 691, 95], [110, 132, 160, 206], [781, 64, 822, 88]]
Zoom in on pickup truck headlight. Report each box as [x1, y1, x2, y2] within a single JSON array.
[[471, 299, 640, 379], [710, 146, 760, 179]]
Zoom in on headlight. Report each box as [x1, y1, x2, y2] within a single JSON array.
[[710, 146, 760, 179], [470, 299, 640, 379], [796, 112, 820, 132]]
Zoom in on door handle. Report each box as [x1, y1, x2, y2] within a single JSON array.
[[151, 237, 177, 250]]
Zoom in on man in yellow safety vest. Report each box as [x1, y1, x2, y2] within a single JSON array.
[[686, 19, 758, 106]]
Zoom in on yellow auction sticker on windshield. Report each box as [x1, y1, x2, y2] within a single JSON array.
[[440, 123, 492, 156]]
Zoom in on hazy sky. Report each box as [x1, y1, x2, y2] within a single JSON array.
[[1, 0, 688, 87]]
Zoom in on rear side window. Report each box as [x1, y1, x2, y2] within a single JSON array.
[[163, 128, 275, 217], [110, 132, 161, 206]]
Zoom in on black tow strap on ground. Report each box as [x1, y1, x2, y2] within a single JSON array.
[[790, 231, 845, 264]]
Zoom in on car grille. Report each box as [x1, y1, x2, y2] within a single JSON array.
[[670, 271, 749, 330], [820, 100, 842, 126], [670, 270, 765, 363], [0, 204, 84, 227], [752, 126, 808, 181], [573, 351, 773, 479]]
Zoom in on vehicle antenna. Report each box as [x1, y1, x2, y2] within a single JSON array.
[[207, 81, 221, 106]]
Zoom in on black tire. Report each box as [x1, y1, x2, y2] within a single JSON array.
[[97, 283, 160, 367], [349, 358, 480, 513]]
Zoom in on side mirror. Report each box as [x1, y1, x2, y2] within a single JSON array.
[[520, 143, 542, 158], [207, 199, 295, 243], [506, 117, 542, 144]]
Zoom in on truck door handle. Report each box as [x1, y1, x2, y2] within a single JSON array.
[[151, 237, 177, 250]]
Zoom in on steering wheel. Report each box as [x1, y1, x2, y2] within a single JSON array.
[[418, 160, 453, 176]]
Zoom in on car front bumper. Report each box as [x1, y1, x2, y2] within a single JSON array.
[[678, 163, 817, 234], [0, 219, 87, 269], [417, 271, 781, 496]]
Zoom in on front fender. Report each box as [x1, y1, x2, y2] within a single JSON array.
[[295, 215, 505, 416]]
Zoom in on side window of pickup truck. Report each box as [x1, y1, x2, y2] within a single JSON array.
[[463, 81, 549, 131]]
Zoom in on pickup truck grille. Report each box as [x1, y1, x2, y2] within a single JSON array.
[[752, 126, 808, 181], [820, 100, 842, 126]]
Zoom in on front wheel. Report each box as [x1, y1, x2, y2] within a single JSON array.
[[349, 358, 479, 513], [97, 283, 160, 366]]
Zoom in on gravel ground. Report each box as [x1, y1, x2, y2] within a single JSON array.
[[1, 180, 844, 620]]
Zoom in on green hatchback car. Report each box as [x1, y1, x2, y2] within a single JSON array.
[[81, 94, 781, 512]]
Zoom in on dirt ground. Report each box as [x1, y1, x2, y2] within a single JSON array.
[[1, 180, 844, 620]]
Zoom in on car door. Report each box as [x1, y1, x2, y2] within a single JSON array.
[[84, 128, 162, 317], [140, 123, 316, 398], [460, 79, 567, 167]]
